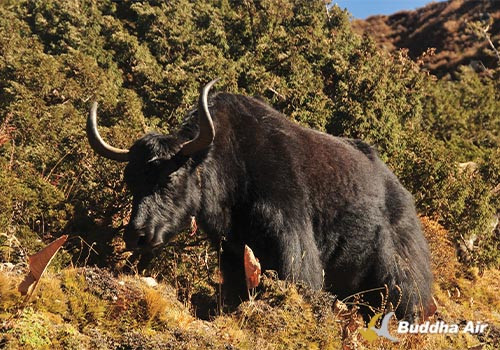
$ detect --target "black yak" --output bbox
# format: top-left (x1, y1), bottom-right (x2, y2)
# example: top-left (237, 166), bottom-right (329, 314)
top-left (87, 79), bottom-right (433, 320)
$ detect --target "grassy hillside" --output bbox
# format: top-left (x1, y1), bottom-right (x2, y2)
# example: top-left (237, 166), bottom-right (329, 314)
top-left (1, 217), bottom-right (499, 349)
top-left (0, 0), bottom-right (498, 348)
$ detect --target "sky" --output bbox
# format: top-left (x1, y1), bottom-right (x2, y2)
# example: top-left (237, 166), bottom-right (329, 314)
top-left (331, 0), bottom-right (447, 19)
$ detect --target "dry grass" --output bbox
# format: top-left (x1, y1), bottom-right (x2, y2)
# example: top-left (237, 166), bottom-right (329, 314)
top-left (0, 218), bottom-right (498, 349)
top-left (0, 270), bottom-right (19, 314)
top-left (420, 216), bottom-right (460, 289)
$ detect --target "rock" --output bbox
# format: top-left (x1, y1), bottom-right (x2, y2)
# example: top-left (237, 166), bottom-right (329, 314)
top-left (141, 276), bottom-right (158, 288)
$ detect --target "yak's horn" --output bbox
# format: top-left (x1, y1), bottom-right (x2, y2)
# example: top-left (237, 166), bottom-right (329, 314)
top-left (180, 78), bottom-right (219, 156)
top-left (87, 102), bottom-right (129, 162)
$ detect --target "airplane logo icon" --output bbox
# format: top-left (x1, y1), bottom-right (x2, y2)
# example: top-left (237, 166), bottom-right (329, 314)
top-left (359, 312), bottom-right (399, 342)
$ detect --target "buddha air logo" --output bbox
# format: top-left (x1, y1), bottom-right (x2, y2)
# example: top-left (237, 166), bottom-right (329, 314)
top-left (359, 312), bottom-right (399, 342)
top-left (360, 312), bottom-right (489, 343)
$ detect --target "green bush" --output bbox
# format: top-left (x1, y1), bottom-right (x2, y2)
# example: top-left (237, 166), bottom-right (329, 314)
top-left (0, 0), bottom-right (497, 270)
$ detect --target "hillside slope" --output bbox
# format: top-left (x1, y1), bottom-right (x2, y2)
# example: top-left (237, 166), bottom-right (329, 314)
top-left (352, 0), bottom-right (500, 76)
top-left (1, 217), bottom-right (499, 349)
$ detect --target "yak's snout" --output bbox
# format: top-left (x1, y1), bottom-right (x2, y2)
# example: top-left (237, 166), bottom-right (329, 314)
top-left (124, 224), bottom-right (163, 251)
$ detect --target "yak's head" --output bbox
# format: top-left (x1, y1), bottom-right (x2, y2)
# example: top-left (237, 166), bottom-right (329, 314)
top-left (86, 79), bottom-right (218, 250)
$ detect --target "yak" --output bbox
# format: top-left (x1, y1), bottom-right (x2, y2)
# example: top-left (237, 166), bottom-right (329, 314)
top-left (86, 79), bottom-right (433, 320)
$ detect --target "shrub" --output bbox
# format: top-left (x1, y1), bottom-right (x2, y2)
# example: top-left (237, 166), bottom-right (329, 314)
top-left (0, 0), bottom-right (497, 272)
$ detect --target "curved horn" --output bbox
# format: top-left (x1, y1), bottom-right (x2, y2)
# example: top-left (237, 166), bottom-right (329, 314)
top-left (87, 102), bottom-right (129, 162)
top-left (180, 78), bottom-right (219, 156)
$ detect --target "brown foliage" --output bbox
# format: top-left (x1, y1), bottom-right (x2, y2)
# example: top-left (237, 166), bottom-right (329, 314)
top-left (0, 114), bottom-right (15, 147)
top-left (18, 235), bottom-right (68, 296)
top-left (420, 216), bottom-right (459, 288)
top-left (244, 245), bottom-right (261, 290)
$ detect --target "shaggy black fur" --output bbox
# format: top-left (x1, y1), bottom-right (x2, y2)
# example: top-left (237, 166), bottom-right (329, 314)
top-left (122, 93), bottom-right (433, 321)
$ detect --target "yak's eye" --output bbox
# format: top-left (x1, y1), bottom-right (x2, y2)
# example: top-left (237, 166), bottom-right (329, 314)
top-left (143, 160), bottom-right (161, 184)
top-left (145, 160), bottom-right (158, 174)
top-left (144, 159), bottom-right (178, 187)
top-left (142, 154), bottom-right (187, 189)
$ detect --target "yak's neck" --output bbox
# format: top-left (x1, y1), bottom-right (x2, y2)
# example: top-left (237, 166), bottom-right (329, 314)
top-left (196, 131), bottom-right (243, 244)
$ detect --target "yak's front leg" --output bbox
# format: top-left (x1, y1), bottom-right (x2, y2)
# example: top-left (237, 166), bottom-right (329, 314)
top-left (219, 239), bottom-right (248, 309)
top-left (275, 229), bottom-right (324, 290)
